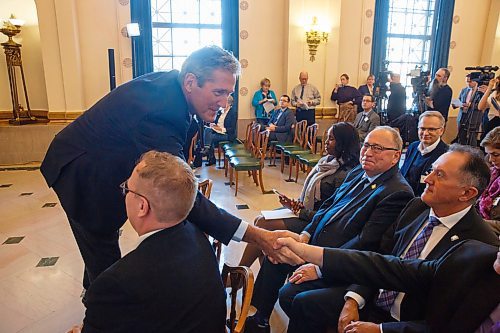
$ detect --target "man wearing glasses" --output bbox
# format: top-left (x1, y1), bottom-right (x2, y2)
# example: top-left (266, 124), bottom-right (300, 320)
top-left (400, 111), bottom-right (449, 196)
top-left (245, 126), bottom-right (414, 333)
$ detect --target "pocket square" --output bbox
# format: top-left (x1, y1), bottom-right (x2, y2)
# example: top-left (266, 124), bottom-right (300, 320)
top-left (451, 235), bottom-right (459, 241)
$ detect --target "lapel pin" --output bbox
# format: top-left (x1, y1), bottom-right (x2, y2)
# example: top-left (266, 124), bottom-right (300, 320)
top-left (451, 235), bottom-right (459, 241)
top-left (371, 184), bottom-right (377, 190)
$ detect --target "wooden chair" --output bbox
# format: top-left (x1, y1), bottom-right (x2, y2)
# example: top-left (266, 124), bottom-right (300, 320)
top-left (284, 124), bottom-right (318, 182)
top-left (295, 128), bottom-right (328, 180)
top-left (187, 132), bottom-right (199, 167)
top-left (276, 120), bottom-right (307, 173)
top-left (222, 264), bottom-right (254, 333)
top-left (224, 123), bottom-right (260, 177)
top-left (198, 179), bottom-right (221, 262)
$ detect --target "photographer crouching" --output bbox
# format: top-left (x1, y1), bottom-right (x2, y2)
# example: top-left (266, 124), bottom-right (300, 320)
top-left (425, 68), bottom-right (453, 122)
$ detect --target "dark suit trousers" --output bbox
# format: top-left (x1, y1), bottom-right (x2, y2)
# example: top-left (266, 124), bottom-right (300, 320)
top-left (68, 217), bottom-right (121, 290)
top-left (296, 108), bottom-right (315, 126)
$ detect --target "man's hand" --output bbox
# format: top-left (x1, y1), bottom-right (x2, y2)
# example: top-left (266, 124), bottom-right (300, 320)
top-left (268, 124), bottom-right (277, 132)
top-left (478, 84), bottom-right (488, 93)
top-left (249, 227), bottom-right (302, 265)
top-left (67, 324), bottom-right (83, 333)
top-left (338, 298), bottom-right (360, 333)
top-left (288, 263), bottom-right (319, 284)
top-left (425, 97), bottom-right (434, 108)
top-left (343, 321), bottom-right (380, 333)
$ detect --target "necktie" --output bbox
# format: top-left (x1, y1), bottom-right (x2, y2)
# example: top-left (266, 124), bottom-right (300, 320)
top-left (465, 89), bottom-right (472, 104)
top-left (375, 216), bottom-right (441, 312)
top-left (311, 177), bottom-right (368, 243)
top-left (300, 85), bottom-right (305, 99)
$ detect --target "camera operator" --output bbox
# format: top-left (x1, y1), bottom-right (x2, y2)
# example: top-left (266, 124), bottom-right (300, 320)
top-left (387, 73), bottom-right (406, 122)
top-left (425, 68), bottom-right (453, 121)
top-left (479, 76), bottom-right (500, 137)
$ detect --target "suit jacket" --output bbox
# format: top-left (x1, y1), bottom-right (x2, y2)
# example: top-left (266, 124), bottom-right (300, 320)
top-left (40, 70), bottom-right (241, 242)
top-left (82, 222), bottom-right (226, 333)
top-left (347, 197), bottom-right (499, 332)
top-left (400, 140), bottom-right (449, 196)
top-left (303, 164), bottom-right (414, 251)
top-left (387, 83), bottom-right (407, 122)
top-left (322, 240), bottom-right (500, 333)
top-left (354, 110), bottom-right (381, 142)
top-left (269, 108), bottom-right (296, 143)
top-left (457, 86), bottom-right (471, 123)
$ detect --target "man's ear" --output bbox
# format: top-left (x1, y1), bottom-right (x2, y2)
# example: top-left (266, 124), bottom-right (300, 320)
top-left (183, 73), bottom-right (197, 93)
top-left (137, 197), bottom-right (150, 218)
top-left (459, 186), bottom-right (479, 203)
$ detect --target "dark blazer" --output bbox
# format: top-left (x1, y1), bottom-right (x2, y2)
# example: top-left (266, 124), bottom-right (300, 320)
top-left (353, 110), bottom-right (381, 142)
top-left (269, 108), bottom-right (296, 143)
top-left (322, 240), bottom-right (500, 333)
top-left (387, 83), bottom-right (407, 122)
top-left (213, 107), bottom-right (237, 142)
top-left (40, 70), bottom-right (241, 243)
top-left (456, 86), bottom-right (471, 124)
top-left (82, 222), bottom-right (226, 333)
top-left (304, 164), bottom-right (414, 250)
top-left (347, 198), bottom-right (499, 332)
top-left (400, 140), bottom-right (449, 196)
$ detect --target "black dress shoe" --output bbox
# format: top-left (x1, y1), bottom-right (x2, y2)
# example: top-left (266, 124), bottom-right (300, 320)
top-left (244, 316), bottom-right (270, 333)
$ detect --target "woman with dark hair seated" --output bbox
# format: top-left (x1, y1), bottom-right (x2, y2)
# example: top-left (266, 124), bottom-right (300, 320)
top-left (239, 122), bottom-right (360, 267)
top-left (479, 126), bottom-right (500, 235)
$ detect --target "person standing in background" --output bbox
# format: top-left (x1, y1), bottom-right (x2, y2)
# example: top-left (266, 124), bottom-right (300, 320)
top-left (291, 71), bottom-right (321, 126)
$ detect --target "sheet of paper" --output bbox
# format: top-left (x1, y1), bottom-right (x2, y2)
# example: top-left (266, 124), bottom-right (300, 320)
top-left (263, 101), bottom-right (275, 113)
top-left (451, 98), bottom-right (463, 107)
top-left (261, 208), bottom-right (296, 220)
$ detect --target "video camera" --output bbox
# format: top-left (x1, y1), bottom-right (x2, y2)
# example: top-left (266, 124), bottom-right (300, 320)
top-left (409, 67), bottom-right (430, 94)
top-left (465, 65), bottom-right (499, 86)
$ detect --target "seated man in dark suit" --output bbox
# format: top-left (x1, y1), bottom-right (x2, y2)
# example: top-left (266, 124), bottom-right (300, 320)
top-left (267, 94), bottom-right (296, 144)
top-left (245, 126), bottom-right (414, 333)
top-left (204, 95), bottom-right (237, 165)
top-left (275, 237), bottom-right (500, 333)
top-left (354, 95), bottom-right (380, 142)
top-left (400, 111), bottom-right (448, 196)
top-left (278, 144), bottom-right (498, 333)
top-left (69, 151), bottom-right (225, 333)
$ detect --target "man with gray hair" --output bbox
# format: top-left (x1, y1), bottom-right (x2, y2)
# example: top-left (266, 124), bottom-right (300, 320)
top-left (291, 71), bottom-right (321, 126)
top-left (426, 67), bottom-right (453, 121)
top-left (71, 151), bottom-right (226, 332)
top-left (401, 111), bottom-right (449, 196)
top-left (246, 126), bottom-right (414, 333)
top-left (41, 46), bottom-right (299, 296)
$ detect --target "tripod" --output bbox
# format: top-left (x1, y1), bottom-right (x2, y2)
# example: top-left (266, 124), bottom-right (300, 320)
top-left (456, 90), bottom-right (484, 146)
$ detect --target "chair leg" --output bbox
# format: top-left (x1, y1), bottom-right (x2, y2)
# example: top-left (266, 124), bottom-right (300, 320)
top-left (295, 160), bottom-right (300, 182)
top-left (280, 150), bottom-right (285, 173)
top-left (224, 156), bottom-right (228, 177)
top-left (229, 166), bottom-right (233, 187)
top-left (252, 170), bottom-right (258, 186)
top-left (258, 169), bottom-right (265, 194)
top-left (235, 170), bottom-right (239, 196)
top-left (217, 147), bottom-right (221, 166)
top-left (288, 157), bottom-right (294, 181)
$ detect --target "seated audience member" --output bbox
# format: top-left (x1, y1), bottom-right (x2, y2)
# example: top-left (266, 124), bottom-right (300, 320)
top-left (252, 78), bottom-right (277, 125)
top-left (386, 73), bottom-right (406, 122)
top-left (266, 95), bottom-right (296, 144)
top-left (69, 151), bottom-right (225, 333)
top-left (239, 122), bottom-right (360, 267)
top-left (354, 95), bottom-right (380, 142)
top-left (291, 71), bottom-right (321, 126)
top-left (479, 76), bottom-right (500, 138)
top-left (453, 74), bottom-right (477, 125)
top-left (479, 127), bottom-right (500, 235)
top-left (331, 74), bottom-right (362, 122)
top-left (425, 67), bottom-right (453, 121)
top-left (278, 144), bottom-right (498, 333)
top-left (400, 111), bottom-right (448, 196)
top-left (204, 95), bottom-right (237, 166)
top-left (275, 237), bottom-right (500, 333)
top-left (357, 74), bottom-right (375, 111)
top-left (245, 126), bottom-right (414, 333)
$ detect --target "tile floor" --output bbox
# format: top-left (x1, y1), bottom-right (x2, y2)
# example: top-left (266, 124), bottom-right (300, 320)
top-left (0, 159), bottom-right (306, 333)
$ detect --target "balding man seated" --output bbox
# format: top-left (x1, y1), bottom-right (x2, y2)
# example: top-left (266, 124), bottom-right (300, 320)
top-left (69, 151), bottom-right (225, 333)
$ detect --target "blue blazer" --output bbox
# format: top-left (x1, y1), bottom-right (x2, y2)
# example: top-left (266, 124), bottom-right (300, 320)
top-left (269, 108), bottom-right (296, 143)
top-left (41, 70), bottom-right (241, 243)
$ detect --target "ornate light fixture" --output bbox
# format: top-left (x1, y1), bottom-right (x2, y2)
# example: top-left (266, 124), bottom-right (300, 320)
top-left (1, 14), bottom-right (46, 125)
top-left (305, 16), bottom-right (329, 62)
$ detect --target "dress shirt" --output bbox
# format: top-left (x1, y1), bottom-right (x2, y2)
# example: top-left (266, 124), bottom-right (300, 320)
top-left (215, 110), bottom-right (229, 133)
top-left (291, 84), bottom-right (321, 109)
top-left (136, 229), bottom-right (163, 248)
top-left (345, 205), bottom-right (472, 314)
top-left (417, 137), bottom-right (441, 156)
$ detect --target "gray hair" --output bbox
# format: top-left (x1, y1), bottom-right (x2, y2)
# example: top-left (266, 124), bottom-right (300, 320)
top-left (372, 126), bottom-right (403, 151)
top-left (136, 151), bottom-right (197, 223)
top-left (179, 45), bottom-right (241, 86)
top-left (419, 111), bottom-right (446, 128)
top-left (448, 144), bottom-right (490, 198)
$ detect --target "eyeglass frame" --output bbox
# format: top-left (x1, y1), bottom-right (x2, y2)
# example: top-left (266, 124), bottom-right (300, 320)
top-left (119, 180), bottom-right (151, 207)
top-left (418, 126), bottom-right (443, 133)
top-left (361, 142), bottom-right (399, 154)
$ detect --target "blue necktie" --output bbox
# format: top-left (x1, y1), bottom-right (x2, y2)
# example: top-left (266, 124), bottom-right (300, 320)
top-left (375, 216), bottom-right (441, 312)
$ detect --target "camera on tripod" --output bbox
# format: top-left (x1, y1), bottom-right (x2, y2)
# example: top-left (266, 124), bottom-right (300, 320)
top-left (465, 65), bottom-right (499, 86)
top-left (409, 67), bottom-right (430, 94)
top-left (375, 61), bottom-right (391, 98)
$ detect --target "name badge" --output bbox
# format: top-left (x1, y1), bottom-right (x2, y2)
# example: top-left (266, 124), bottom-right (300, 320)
top-left (420, 175), bottom-right (426, 183)
top-left (494, 197), bottom-right (500, 206)
top-left (364, 117), bottom-right (369, 122)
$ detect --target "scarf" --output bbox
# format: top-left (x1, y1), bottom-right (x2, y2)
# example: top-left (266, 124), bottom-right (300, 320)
top-left (479, 167), bottom-right (500, 219)
top-left (299, 155), bottom-right (340, 210)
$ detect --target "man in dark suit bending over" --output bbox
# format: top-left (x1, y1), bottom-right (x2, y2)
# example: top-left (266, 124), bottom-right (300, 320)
top-left (69, 151), bottom-right (226, 333)
top-left (41, 46), bottom-right (300, 295)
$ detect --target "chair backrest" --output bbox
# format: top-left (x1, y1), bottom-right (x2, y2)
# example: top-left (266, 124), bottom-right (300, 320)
top-left (187, 131), bottom-right (199, 165)
top-left (198, 179), bottom-right (213, 199)
top-left (242, 122), bottom-right (254, 149)
top-left (255, 130), bottom-right (270, 165)
top-left (318, 128), bottom-right (328, 155)
top-left (293, 120), bottom-right (308, 146)
top-left (248, 123), bottom-right (262, 154)
top-left (222, 264), bottom-right (254, 333)
top-left (305, 124), bottom-right (319, 153)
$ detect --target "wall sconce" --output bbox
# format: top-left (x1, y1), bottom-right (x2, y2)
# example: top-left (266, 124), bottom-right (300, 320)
top-left (305, 16), bottom-right (329, 62)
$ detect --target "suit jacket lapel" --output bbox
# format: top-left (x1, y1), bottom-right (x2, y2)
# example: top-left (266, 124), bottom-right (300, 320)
top-left (394, 209), bottom-right (429, 256)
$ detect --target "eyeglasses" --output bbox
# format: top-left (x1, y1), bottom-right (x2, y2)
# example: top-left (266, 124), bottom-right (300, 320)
top-left (418, 127), bottom-right (442, 133)
top-left (119, 180), bottom-right (151, 205)
top-left (362, 142), bottom-right (399, 154)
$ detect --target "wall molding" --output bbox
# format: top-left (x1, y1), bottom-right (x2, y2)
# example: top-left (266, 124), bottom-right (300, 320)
top-left (0, 110), bottom-right (83, 121)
